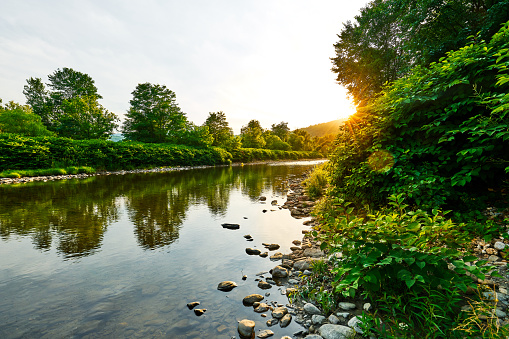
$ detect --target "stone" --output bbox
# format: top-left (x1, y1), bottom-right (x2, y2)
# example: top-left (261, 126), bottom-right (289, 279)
top-left (266, 318), bottom-right (278, 326)
top-left (216, 324), bottom-right (228, 333)
top-left (217, 281), bottom-right (237, 291)
top-left (348, 316), bottom-right (365, 334)
top-left (272, 306), bottom-right (288, 319)
top-left (363, 303), bottom-right (372, 311)
top-left (280, 313), bottom-right (292, 327)
top-left (222, 223), bottom-right (240, 230)
top-left (290, 246), bottom-right (301, 251)
top-left (494, 241), bottom-right (506, 250)
top-left (242, 275), bottom-right (248, 280)
top-left (338, 302), bottom-right (356, 310)
top-left (257, 329), bottom-right (274, 338)
top-left (271, 266), bottom-right (289, 278)
top-left (304, 335), bottom-right (323, 339)
top-left (263, 243), bottom-right (281, 251)
top-left (312, 315), bottom-right (326, 324)
top-left (337, 312), bottom-right (349, 318)
top-left (259, 252), bottom-right (269, 258)
top-left (303, 303), bottom-right (321, 315)
top-left (270, 252), bottom-right (283, 260)
top-left (292, 240), bottom-right (302, 245)
top-left (271, 200), bottom-right (278, 205)
top-left (238, 319), bottom-right (256, 338)
top-left (187, 301), bottom-right (200, 309)
top-left (496, 309), bottom-right (507, 318)
top-left (254, 303), bottom-right (270, 313)
top-left (258, 281), bottom-right (272, 289)
top-left (488, 255), bottom-right (501, 262)
top-left (259, 196), bottom-right (267, 201)
top-left (243, 294), bottom-right (264, 306)
top-left (294, 259), bottom-right (312, 271)
top-left (319, 324), bottom-right (356, 339)
top-left (244, 234), bottom-right (253, 239)
top-left (246, 248), bottom-right (262, 255)
top-left (303, 248), bottom-right (325, 258)
top-left (194, 308), bottom-right (206, 316)
top-left (328, 314), bottom-right (340, 324)
top-left (288, 279), bottom-right (300, 285)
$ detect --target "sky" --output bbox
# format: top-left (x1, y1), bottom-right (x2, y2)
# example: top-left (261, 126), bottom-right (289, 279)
top-left (0, 0), bottom-right (368, 133)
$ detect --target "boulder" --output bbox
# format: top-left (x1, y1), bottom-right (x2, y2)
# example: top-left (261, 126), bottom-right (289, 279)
top-left (319, 324), bottom-right (356, 339)
top-left (258, 281), bottom-right (272, 289)
top-left (263, 243), bottom-right (280, 251)
top-left (254, 303), bottom-right (270, 313)
top-left (303, 303), bottom-right (321, 315)
top-left (271, 266), bottom-right (289, 278)
top-left (294, 259), bottom-right (312, 271)
top-left (246, 248), bottom-right (262, 255)
top-left (280, 313), bottom-right (292, 327)
top-left (337, 302), bottom-right (356, 310)
top-left (217, 281), bottom-right (237, 292)
top-left (271, 306), bottom-right (288, 319)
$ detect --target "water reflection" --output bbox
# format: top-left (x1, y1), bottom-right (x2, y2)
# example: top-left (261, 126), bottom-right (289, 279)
top-left (0, 163), bottom-right (312, 258)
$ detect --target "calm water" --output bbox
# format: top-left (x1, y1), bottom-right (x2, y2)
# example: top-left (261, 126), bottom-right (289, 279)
top-left (0, 161), bottom-right (323, 338)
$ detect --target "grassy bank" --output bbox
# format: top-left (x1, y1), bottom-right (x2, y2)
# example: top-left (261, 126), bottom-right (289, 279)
top-left (0, 133), bottom-right (322, 174)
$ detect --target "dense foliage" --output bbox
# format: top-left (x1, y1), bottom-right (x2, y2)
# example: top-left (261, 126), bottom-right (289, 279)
top-left (23, 68), bottom-right (118, 139)
top-left (332, 0), bottom-right (509, 105)
top-left (328, 21), bottom-right (509, 211)
top-left (0, 101), bottom-right (54, 137)
top-left (0, 133), bottom-right (321, 172)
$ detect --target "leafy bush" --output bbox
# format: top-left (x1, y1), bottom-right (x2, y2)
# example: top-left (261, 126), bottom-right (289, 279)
top-left (313, 194), bottom-right (499, 337)
top-left (303, 163), bottom-right (329, 199)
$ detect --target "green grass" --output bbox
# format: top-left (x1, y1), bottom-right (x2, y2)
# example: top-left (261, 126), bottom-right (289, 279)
top-left (0, 166), bottom-right (95, 178)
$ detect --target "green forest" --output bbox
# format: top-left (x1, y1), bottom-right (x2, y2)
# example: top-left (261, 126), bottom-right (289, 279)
top-left (0, 69), bottom-right (337, 174)
top-left (301, 1), bottom-right (509, 338)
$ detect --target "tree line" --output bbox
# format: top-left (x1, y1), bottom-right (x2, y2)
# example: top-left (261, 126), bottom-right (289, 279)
top-left (0, 67), bottom-right (334, 154)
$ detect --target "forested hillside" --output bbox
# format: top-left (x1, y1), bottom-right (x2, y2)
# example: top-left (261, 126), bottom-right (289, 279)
top-left (299, 119), bottom-right (346, 137)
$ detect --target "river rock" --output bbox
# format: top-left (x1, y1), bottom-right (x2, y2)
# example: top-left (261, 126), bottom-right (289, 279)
top-left (259, 252), bottom-right (268, 258)
top-left (495, 241), bottom-right (506, 250)
top-left (319, 324), bottom-right (356, 339)
top-left (292, 240), bottom-right (302, 245)
top-left (194, 308), bottom-right (206, 316)
top-left (294, 259), bottom-right (312, 271)
top-left (244, 234), bottom-right (253, 239)
top-left (303, 248), bottom-right (325, 258)
top-left (272, 306), bottom-right (288, 319)
top-left (271, 266), bottom-right (289, 278)
top-left (280, 313), bottom-right (292, 327)
top-left (266, 318), bottom-right (278, 326)
top-left (187, 301), bottom-right (200, 309)
top-left (258, 281), bottom-right (272, 289)
top-left (222, 223), bottom-right (240, 230)
top-left (238, 319), bottom-right (256, 338)
top-left (217, 281), bottom-right (237, 291)
top-left (328, 314), bottom-right (340, 324)
top-left (303, 303), bottom-right (321, 315)
top-left (312, 315), bottom-right (326, 324)
top-left (259, 196), bottom-right (267, 201)
top-left (263, 243), bottom-right (280, 251)
top-left (347, 316), bottom-right (365, 334)
top-left (246, 248), bottom-right (262, 255)
top-left (243, 294), bottom-right (264, 306)
top-left (338, 302), bottom-right (356, 310)
top-left (270, 252), bottom-right (283, 260)
top-left (257, 329), bottom-right (274, 338)
top-left (254, 303), bottom-right (270, 313)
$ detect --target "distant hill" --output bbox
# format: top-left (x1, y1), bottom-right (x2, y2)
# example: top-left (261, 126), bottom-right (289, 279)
top-left (298, 119), bottom-right (347, 137)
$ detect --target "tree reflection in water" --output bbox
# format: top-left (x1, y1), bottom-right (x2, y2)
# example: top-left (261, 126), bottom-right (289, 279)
top-left (0, 163), bottom-right (313, 258)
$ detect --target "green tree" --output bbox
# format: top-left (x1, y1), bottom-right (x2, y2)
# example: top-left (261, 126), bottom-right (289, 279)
top-left (179, 123), bottom-right (213, 147)
top-left (271, 121), bottom-right (290, 141)
top-left (203, 111), bottom-right (234, 147)
top-left (58, 96), bottom-right (118, 140)
top-left (240, 120), bottom-right (266, 148)
top-left (23, 68), bottom-right (117, 139)
top-left (122, 83), bottom-right (188, 143)
top-left (331, 0), bottom-right (509, 105)
top-left (264, 133), bottom-right (291, 151)
top-left (0, 101), bottom-right (54, 137)
top-left (288, 129), bottom-right (313, 151)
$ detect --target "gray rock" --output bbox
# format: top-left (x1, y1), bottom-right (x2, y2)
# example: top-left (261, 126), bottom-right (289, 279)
top-left (338, 302), bottom-right (356, 310)
top-left (328, 314), bottom-right (340, 324)
top-left (243, 294), bottom-right (264, 306)
top-left (217, 281), bottom-right (237, 291)
top-left (347, 316), bottom-right (365, 334)
top-left (272, 306), bottom-right (288, 319)
top-left (496, 309), bottom-right (507, 318)
top-left (303, 303), bottom-right (321, 315)
top-left (288, 279), bottom-right (300, 284)
top-left (280, 313), bottom-right (292, 327)
top-left (312, 315), bottom-right (326, 324)
top-left (302, 270), bottom-right (313, 275)
top-left (494, 242), bottom-right (506, 250)
top-left (246, 248), bottom-right (262, 255)
top-left (488, 255), bottom-right (501, 262)
top-left (304, 335), bottom-right (323, 339)
top-left (294, 259), bottom-right (312, 271)
top-left (303, 248), bottom-right (325, 258)
top-left (238, 319), bottom-right (256, 338)
top-left (319, 324), bottom-right (356, 339)
top-left (258, 281), bottom-right (272, 289)
top-left (270, 252), bottom-right (283, 260)
top-left (272, 266), bottom-right (289, 278)
top-left (266, 318), bottom-right (278, 326)
top-left (257, 329), bottom-right (274, 338)
top-left (337, 312), bottom-right (349, 318)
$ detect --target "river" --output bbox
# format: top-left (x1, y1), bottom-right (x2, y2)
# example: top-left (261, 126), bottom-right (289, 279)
top-left (0, 160), bottom-right (323, 338)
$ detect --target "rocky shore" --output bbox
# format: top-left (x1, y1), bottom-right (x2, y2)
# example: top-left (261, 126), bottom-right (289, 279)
top-left (231, 171), bottom-right (509, 339)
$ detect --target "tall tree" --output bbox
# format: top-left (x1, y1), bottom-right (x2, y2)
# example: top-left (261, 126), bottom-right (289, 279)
top-left (240, 120), bottom-right (266, 149)
top-left (271, 121), bottom-right (290, 142)
top-left (23, 68), bottom-right (117, 139)
top-left (122, 83), bottom-right (188, 143)
top-left (204, 111), bottom-right (234, 147)
top-left (331, 0), bottom-right (509, 105)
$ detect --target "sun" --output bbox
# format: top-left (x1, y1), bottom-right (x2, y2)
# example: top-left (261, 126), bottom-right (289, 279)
top-left (338, 97), bottom-right (357, 120)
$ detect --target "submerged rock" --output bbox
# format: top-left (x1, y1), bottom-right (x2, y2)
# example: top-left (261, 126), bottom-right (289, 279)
top-left (222, 223), bottom-right (240, 230)
top-left (258, 281), bottom-right (272, 289)
top-left (243, 294), bottom-right (264, 306)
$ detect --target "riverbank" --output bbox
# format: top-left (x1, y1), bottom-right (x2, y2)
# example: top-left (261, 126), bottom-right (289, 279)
top-left (0, 159), bottom-right (328, 185)
top-left (271, 172), bottom-right (509, 338)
